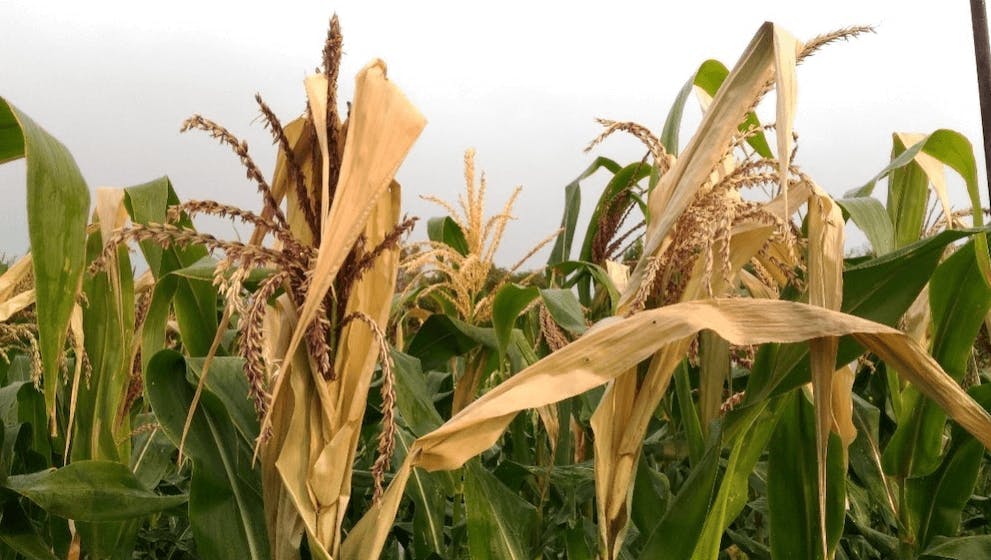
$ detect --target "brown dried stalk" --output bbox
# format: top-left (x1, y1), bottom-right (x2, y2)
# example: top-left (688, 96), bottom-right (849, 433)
top-left (342, 311), bottom-right (396, 503)
top-left (586, 119), bottom-right (674, 174)
top-left (0, 321), bottom-right (37, 365)
top-left (113, 288), bottom-right (153, 431)
top-left (750, 26), bottom-right (875, 113)
top-left (321, 14), bottom-right (345, 209)
top-left (180, 115), bottom-right (289, 230)
top-left (241, 272), bottom-right (288, 416)
top-left (352, 217), bottom-right (418, 280)
top-left (800, 26), bottom-right (876, 63)
top-left (169, 199), bottom-right (300, 249)
top-left (605, 220), bottom-right (645, 262)
top-left (539, 305), bottom-right (570, 352)
top-left (255, 93), bottom-right (320, 238)
top-left (308, 304), bottom-right (334, 381)
top-left (89, 223), bottom-right (300, 276)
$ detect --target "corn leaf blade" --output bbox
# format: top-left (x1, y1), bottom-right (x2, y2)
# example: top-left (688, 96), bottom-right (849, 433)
top-left (145, 350), bottom-right (269, 560)
top-left (767, 391), bottom-right (846, 559)
top-left (0, 98), bottom-right (90, 431)
top-left (639, 426), bottom-right (722, 559)
top-left (906, 386), bottom-right (991, 551)
top-left (124, 177), bottom-right (220, 357)
top-left (492, 284), bottom-right (539, 362)
top-left (3, 461), bottom-right (187, 523)
top-left (883, 238), bottom-right (991, 477)
top-left (837, 197), bottom-right (895, 255)
top-left (464, 460), bottom-right (536, 560)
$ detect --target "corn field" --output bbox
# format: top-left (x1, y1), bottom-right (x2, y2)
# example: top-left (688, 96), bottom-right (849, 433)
top-left (3, 17), bottom-right (991, 560)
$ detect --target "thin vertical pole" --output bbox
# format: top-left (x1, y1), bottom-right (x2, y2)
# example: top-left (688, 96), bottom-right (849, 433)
top-left (971, 0), bottom-right (991, 203)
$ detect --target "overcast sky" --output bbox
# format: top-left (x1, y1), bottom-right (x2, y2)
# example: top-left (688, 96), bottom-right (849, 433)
top-left (1, 1), bottom-right (988, 263)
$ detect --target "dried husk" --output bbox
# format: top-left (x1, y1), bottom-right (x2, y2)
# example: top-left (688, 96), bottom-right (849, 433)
top-left (259, 59), bottom-right (420, 559)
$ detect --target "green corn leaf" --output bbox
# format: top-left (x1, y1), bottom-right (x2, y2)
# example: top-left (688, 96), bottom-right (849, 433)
top-left (551, 260), bottom-right (621, 312)
top-left (577, 162), bottom-right (650, 267)
top-left (886, 134), bottom-right (931, 249)
top-left (630, 455), bottom-right (670, 547)
top-left (882, 238), bottom-right (991, 478)
top-left (72, 230), bottom-right (134, 464)
top-left (692, 399), bottom-right (783, 559)
top-left (0, 500), bottom-right (57, 559)
top-left (547, 157), bottom-right (621, 267)
top-left (661, 59), bottom-right (773, 157)
top-left (744, 227), bottom-right (989, 405)
top-left (673, 362), bottom-right (705, 466)
top-left (921, 535), bottom-right (991, 559)
top-left (565, 522), bottom-right (597, 560)
top-left (391, 349), bottom-right (445, 436)
top-left (847, 396), bottom-right (898, 529)
top-left (185, 357), bottom-right (259, 445)
top-left (129, 412), bottom-right (176, 491)
top-left (0, 101), bottom-right (25, 163)
top-left (169, 255), bottom-right (274, 289)
top-left (837, 196), bottom-right (895, 255)
top-left (639, 427), bottom-right (721, 560)
top-left (906, 385), bottom-right (991, 550)
top-left (71, 230), bottom-right (138, 560)
top-left (145, 350), bottom-right (269, 560)
top-left (141, 276), bottom-right (177, 374)
top-left (539, 288), bottom-right (587, 336)
top-left (767, 391), bottom-right (845, 560)
top-left (406, 314), bottom-right (478, 371)
top-left (394, 428), bottom-right (452, 558)
top-left (464, 460), bottom-right (536, 560)
top-left (0, 98), bottom-right (90, 432)
top-left (846, 130), bottom-right (989, 280)
top-left (491, 284), bottom-right (539, 362)
top-left (124, 177), bottom-right (220, 357)
top-left (407, 314), bottom-right (532, 373)
top-left (427, 215), bottom-right (469, 256)
top-left (3, 461), bottom-right (186, 523)
top-left (0, 380), bottom-right (50, 471)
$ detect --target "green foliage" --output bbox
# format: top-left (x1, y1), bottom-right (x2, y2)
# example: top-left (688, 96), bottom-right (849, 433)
top-left (4, 461), bottom-right (186, 523)
top-left (0, 97), bottom-right (90, 431)
top-left (144, 351), bottom-right (269, 560)
top-left (767, 392), bottom-right (845, 559)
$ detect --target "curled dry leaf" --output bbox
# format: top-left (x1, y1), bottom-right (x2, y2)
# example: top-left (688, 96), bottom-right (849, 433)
top-left (276, 59), bottom-right (426, 390)
top-left (0, 253), bottom-right (33, 302)
top-left (344, 298), bottom-right (991, 559)
top-left (807, 182), bottom-right (845, 558)
top-left (586, 22), bottom-right (808, 557)
top-left (258, 57), bottom-right (421, 560)
top-left (0, 289), bottom-right (35, 322)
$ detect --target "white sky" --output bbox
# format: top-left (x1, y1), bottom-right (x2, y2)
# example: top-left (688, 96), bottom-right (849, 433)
top-left (1, 0), bottom-right (988, 263)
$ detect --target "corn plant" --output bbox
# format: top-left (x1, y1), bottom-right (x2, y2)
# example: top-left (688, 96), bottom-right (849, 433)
top-left (3, 15), bottom-right (991, 560)
top-left (345, 22), bottom-right (991, 560)
top-left (107, 18), bottom-right (425, 560)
